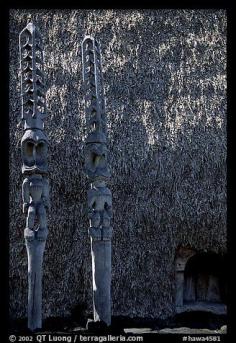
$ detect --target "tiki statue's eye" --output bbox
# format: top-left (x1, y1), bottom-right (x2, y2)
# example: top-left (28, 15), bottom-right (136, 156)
top-left (26, 142), bottom-right (34, 156)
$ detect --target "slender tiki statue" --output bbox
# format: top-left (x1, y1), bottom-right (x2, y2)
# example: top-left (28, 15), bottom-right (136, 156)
top-left (19, 22), bottom-right (49, 331)
top-left (82, 36), bottom-right (113, 327)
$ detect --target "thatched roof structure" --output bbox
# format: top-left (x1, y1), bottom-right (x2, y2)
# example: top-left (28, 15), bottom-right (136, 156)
top-left (9, 9), bottom-right (226, 320)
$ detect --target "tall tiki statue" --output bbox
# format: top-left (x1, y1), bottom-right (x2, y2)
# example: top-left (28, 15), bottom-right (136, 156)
top-left (82, 36), bottom-right (113, 327)
top-left (19, 22), bottom-right (49, 331)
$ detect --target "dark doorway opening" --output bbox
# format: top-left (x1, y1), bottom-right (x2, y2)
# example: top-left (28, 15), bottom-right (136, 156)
top-left (183, 253), bottom-right (227, 312)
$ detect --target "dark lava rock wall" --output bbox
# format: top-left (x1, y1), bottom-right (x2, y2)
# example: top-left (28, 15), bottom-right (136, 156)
top-left (9, 9), bottom-right (227, 320)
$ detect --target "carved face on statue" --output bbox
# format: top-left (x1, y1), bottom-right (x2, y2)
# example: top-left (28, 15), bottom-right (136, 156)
top-left (84, 142), bottom-right (110, 181)
top-left (21, 129), bottom-right (48, 175)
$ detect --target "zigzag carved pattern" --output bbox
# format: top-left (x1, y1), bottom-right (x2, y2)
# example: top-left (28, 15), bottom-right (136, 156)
top-left (19, 23), bottom-right (46, 121)
top-left (82, 37), bottom-right (106, 133)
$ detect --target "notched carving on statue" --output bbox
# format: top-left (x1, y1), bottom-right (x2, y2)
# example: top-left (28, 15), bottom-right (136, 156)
top-left (21, 129), bottom-right (48, 174)
top-left (19, 22), bottom-right (46, 131)
top-left (86, 108), bottom-right (106, 136)
top-left (22, 174), bottom-right (49, 242)
top-left (88, 181), bottom-right (112, 240)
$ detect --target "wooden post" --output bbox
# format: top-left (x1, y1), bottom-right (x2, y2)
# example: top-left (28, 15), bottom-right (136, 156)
top-left (19, 22), bottom-right (49, 331)
top-left (82, 36), bottom-right (112, 328)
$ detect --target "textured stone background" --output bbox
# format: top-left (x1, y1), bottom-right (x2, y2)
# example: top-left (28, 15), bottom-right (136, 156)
top-left (9, 9), bottom-right (227, 321)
